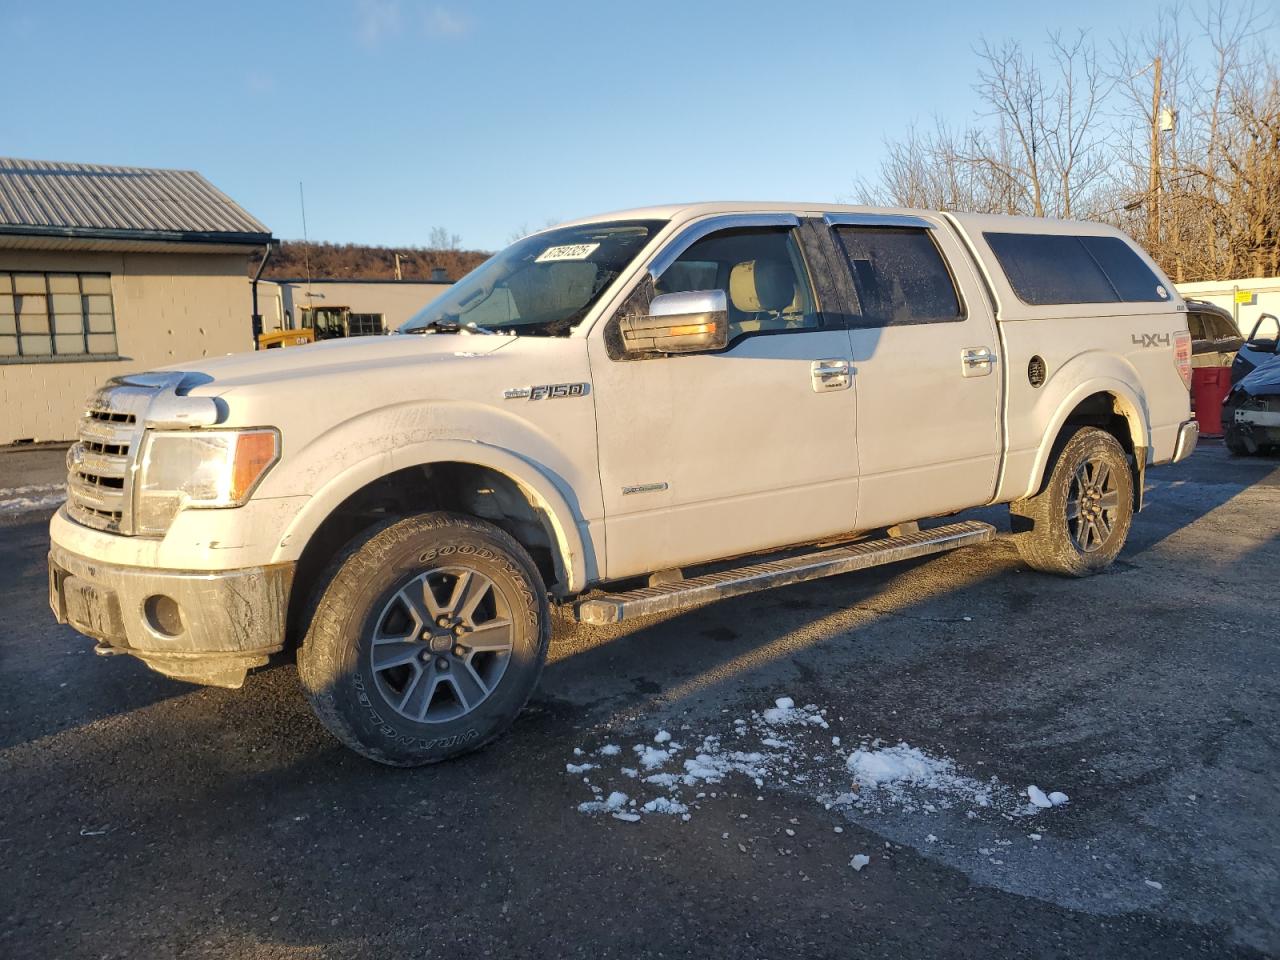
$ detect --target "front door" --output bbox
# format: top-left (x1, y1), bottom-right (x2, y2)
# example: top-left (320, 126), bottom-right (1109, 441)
top-left (824, 216), bottom-right (1002, 529)
top-left (589, 218), bottom-right (860, 581)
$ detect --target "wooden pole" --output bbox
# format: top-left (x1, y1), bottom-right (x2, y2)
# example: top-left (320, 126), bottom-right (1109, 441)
top-left (1148, 57), bottom-right (1162, 250)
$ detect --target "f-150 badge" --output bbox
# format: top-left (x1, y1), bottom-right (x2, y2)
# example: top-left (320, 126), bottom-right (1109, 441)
top-left (504, 383), bottom-right (590, 401)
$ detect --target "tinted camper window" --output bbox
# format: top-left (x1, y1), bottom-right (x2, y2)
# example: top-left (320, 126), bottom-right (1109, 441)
top-left (1079, 236), bottom-right (1169, 302)
top-left (984, 233), bottom-right (1169, 306)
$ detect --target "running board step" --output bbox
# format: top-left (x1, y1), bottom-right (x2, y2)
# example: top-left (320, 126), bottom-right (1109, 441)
top-left (574, 520), bottom-right (995, 626)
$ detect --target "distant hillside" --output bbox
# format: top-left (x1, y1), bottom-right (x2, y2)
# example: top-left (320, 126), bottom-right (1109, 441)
top-left (257, 241), bottom-right (491, 282)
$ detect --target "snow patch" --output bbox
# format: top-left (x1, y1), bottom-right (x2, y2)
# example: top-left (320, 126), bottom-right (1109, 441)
top-left (642, 797), bottom-right (688, 815)
top-left (566, 695), bottom-right (1069, 830)
top-left (577, 791), bottom-right (629, 814)
top-left (0, 483), bottom-right (66, 517)
top-left (633, 745), bottom-right (673, 770)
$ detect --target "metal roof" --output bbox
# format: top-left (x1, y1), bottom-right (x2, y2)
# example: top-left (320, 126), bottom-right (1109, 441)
top-left (0, 157), bottom-right (271, 246)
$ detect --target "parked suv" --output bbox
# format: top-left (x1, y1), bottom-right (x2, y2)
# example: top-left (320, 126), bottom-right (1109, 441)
top-left (1185, 298), bottom-right (1244, 369)
top-left (49, 203), bottom-right (1197, 765)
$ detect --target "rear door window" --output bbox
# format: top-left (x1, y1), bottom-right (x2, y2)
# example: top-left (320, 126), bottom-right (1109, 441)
top-left (984, 232), bottom-right (1169, 306)
top-left (831, 226), bottom-right (963, 326)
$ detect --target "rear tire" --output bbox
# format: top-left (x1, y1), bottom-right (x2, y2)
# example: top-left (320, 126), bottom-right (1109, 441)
top-left (1223, 409), bottom-right (1255, 456)
top-left (298, 512), bottom-right (550, 766)
top-left (1224, 428), bottom-right (1251, 456)
top-left (1010, 427), bottom-right (1134, 577)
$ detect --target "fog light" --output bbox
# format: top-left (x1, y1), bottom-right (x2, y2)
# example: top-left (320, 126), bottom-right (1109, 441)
top-left (144, 594), bottom-right (184, 637)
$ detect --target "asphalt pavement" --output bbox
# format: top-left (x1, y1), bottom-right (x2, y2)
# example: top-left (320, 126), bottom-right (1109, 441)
top-left (2, 443), bottom-right (1277, 959)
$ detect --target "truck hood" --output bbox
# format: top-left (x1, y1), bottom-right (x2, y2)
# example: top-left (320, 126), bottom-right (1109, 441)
top-left (1236, 353), bottom-right (1280, 397)
top-left (167, 333), bottom-right (515, 394)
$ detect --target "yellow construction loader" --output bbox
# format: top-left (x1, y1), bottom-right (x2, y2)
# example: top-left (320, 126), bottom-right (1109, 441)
top-left (257, 306), bottom-right (385, 349)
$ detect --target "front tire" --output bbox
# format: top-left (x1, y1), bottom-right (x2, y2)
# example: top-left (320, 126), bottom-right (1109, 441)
top-left (298, 512), bottom-right (550, 766)
top-left (1010, 427), bottom-right (1134, 577)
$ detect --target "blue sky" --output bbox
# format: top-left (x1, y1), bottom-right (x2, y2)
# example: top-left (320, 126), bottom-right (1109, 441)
top-left (2, 0), bottom-right (1268, 250)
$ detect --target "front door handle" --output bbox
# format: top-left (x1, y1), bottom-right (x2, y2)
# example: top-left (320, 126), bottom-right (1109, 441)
top-left (962, 347), bottom-right (997, 378)
top-left (811, 358), bottom-right (851, 392)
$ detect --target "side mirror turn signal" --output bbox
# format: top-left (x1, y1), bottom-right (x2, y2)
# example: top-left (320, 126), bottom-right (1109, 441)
top-left (621, 289), bottom-right (729, 355)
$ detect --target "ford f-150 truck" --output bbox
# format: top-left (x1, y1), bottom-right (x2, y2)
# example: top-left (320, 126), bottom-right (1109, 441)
top-left (48, 202), bottom-right (1198, 765)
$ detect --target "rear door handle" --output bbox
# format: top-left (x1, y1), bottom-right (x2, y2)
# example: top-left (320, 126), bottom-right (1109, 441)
top-left (962, 347), bottom-right (997, 378)
top-left (811, 358), bottom-right (851, 392)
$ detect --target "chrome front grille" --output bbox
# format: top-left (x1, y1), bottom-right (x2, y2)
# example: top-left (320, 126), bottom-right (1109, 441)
top-left (65, 383), bottom-right (154, 534)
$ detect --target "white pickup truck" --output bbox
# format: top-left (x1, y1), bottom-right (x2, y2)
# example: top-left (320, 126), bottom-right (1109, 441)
top-left (49, 202), bottom-right (1198, 765)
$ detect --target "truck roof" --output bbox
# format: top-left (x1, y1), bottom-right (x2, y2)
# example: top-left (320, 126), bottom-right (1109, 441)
top-left (556, 201), bottom-right (1177, 322)
top-left (558, 201), bottom-right (1129, 239)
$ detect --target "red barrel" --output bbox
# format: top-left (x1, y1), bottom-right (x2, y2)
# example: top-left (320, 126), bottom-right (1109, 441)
top-left (1191, 366), bottom-right (1232, 438)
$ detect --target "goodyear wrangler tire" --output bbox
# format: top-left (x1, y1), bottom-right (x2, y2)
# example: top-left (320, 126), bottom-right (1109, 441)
top-left (298, 512), bottom-right (550, 766)
top-left (1009, 427), bottom-right (1134, 577)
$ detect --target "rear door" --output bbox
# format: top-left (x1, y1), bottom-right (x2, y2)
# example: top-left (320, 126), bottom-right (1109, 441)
top-left (823, 215), bottom-right (1003, 529)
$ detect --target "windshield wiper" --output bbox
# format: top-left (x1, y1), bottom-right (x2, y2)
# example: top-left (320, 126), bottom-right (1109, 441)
top-left (406, 319), bottom-right (498, 336)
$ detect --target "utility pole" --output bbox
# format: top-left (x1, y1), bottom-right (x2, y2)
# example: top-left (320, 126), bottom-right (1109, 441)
top-left (1148, 56), bottom-right (1162, 251)
top-left (395, 252), bottom-right (404, 281)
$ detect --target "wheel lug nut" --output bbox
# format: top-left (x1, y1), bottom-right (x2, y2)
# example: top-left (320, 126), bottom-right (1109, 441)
top-left (436, 616), bottom-right (452, 628)
top-left (436, 657), bottom-right (449, 671)
top-left (420, 650), bottom-right (432, 662)
top-left (453, 645), bottom-right (466, 657)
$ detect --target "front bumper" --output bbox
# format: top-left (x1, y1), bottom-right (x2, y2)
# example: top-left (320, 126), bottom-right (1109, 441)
top-left (49, 543), bottom-right (294, 688)
top-left (1171, 418), bottom-right (1199, 464)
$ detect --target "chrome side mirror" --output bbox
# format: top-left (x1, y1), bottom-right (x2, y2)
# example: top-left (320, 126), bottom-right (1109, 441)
top-left (620, 289), bottom-right (729, 355)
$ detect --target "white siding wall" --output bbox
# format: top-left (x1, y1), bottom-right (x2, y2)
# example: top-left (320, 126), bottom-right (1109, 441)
top-left (1176, 276), bottom-right (1280, 336)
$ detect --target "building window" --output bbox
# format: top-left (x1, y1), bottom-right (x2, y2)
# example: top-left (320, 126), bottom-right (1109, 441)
top-left (0, 272), bottom-right (118, 361)
top-left (348, 312), bottom-right (385, 337)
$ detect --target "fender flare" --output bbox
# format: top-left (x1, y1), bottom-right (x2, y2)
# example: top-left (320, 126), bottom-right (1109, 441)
top-left (1023, 376), bottom-right (1150, 501)
top-left (271, 439), bottom-right (593, 594)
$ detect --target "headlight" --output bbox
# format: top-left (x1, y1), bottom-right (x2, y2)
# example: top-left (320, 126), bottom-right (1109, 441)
top-left (135, 428), bottom-right (280, 536)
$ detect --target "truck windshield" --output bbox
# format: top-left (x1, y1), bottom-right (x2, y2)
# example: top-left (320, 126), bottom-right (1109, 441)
top-left (400, 220), bottom-right (665, 337)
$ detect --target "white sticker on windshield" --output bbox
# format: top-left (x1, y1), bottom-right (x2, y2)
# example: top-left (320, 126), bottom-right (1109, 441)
top-left (535, 243), bottom-right (600, 263)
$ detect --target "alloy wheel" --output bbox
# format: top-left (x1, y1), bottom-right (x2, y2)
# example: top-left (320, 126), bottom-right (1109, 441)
top-left (1066, 456), bottom-right (1121, 553)
top-left (369, 567), bottom-right (515, 723)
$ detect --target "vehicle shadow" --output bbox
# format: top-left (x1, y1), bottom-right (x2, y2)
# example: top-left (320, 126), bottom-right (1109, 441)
top-left (0, 514), bottom-right (195, 751)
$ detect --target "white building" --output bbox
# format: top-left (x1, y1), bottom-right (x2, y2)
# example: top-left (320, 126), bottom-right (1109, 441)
top-left (1176, 276), bottom-right (1280, 338)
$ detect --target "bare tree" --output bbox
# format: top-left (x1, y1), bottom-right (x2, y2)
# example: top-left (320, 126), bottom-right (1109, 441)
top-left (1041, 30), bottom-right (1113, 218)
top-left (855, 121), bottom-right (1025, 213)
top-left (972, 37), bottom-right (1050, 216)
top-left (859, 2), bottom-right (1278, 284)
top-left (428, 226), bottom-right (462, 251)
top-left (969, 32), bottom-right (1111, 218)
top-left (861, 31), bottom-right (1109, 219)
